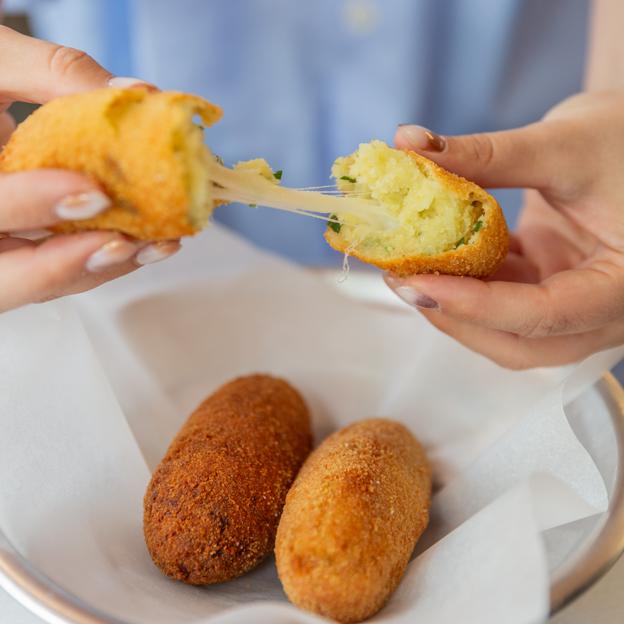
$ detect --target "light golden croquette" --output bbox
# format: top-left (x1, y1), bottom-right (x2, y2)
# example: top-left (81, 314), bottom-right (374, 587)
top-left (325, 141), bottom-right (508, 277)
top-left (275, 418), bottom-right (431, 623)
top-left (0, 88), bottom-right (222, 240)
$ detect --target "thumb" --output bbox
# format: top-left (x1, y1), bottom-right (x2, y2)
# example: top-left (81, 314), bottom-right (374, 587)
top-left (395, 121), bottom-right (568, 191)
top-left (0, 25), bottom-right (113, 104)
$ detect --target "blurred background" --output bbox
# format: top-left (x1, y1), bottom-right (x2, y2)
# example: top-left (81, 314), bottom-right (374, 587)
top-left (2, 0), bottom-right (590, 266)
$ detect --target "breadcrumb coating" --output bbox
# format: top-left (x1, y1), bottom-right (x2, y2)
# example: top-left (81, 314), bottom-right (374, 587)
top-left (275, 418), bottom-right (431, 623)
top-left (326, 141), bottom-right (508, 277)
top-left (0, 88), bottom-right (222, 240)
top-left (144, 375), bottom-right (312, 585)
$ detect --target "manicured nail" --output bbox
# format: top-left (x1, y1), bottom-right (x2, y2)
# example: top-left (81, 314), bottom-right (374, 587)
top-left (108, 76), bottom-right (157, 91)
top-left (135, 240), bottom-right (181, 265)
top-left (10, 229), bottom-right (51, 240)
top-left (55, 191), bottom-right (111, 220)
top-left (86, 238), bottom-right (137, 273)
top-left (394, 285), bottom-right (439, 309)
top-left (397, 125), bottom-right (446, 152)
top-left (384, 274), bottom-right (439, 309)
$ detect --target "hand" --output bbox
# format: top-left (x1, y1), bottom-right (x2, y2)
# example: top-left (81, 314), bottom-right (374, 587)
top-left (386, 91), bottom-right (624, 369)
top-left (0, 25), bottom-right (179, 314)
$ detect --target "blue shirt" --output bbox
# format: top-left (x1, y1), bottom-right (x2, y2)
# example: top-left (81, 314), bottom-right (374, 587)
top-left (6, 0), bottom-right (589, 264)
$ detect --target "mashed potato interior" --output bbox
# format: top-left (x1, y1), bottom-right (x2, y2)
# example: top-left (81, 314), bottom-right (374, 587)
top-left (180, 115), bottom-right (215, 228)
top-left (233, 158), bottom-right (280, 183)
top-left (331, 141), bottom-right (483, 257)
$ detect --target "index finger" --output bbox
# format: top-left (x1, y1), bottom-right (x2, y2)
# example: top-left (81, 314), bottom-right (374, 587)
top-left (0, 169), bottom-right (110, 231)
top-left (0, 25), bottom-right (113, 104)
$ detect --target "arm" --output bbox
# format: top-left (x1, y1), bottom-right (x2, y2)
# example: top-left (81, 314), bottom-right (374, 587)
top-left (585, 0), bottom-right (624, 90)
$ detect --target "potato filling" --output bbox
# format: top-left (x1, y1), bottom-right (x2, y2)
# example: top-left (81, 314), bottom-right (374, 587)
top-left (331, 141), bottom-right (484, 257)
top-left (180, 114), bottom-right (215, 228)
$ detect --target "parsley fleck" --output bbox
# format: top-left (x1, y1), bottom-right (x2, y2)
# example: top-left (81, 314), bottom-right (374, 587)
top-left (472, 220), bottom-right (483, 232)
top-left (328, 214), bottom-right (341, 233)
top-left (454, 237), bottom-right (465, 249)
top-left (340, 175), bottom-right (357, 183)
top-left (273, 170), bottom-right (283, 181)
top-left (248, 204), bottom-right (257, 208)
top-left (214, 154), bottom-right (224, 166)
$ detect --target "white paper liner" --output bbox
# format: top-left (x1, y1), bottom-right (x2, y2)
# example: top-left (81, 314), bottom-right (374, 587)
top-left (0, 224), bottom-right (622, 624)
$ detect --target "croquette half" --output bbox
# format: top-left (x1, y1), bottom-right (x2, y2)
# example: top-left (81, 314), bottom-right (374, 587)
top-left (0, 91), bottom-right (508, 275)
top-left (325, 140), bottom-right (508, 277)
top-left (0, 88), bottom-right (222, 240)
top-left (144, 374), bottom-right (312, 584)
top-left (275, 418), bottom-right (431, 623)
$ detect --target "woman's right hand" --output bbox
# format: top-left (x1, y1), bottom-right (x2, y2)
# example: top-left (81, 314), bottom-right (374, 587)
top-left (0, 25), bottom-right (180, 313)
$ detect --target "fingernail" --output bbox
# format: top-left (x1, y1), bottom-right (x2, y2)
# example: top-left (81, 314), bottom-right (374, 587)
top-left (108, 76), bottom-right (157, 91)
top-left (10, 229), bottom-right (51, 240)
top-left (397, 125), bottom-right (446, 152)
top-left (394, 285), bottom-right (439, 309)
top-left (55, 190), bottom-right (111, 220)
top-left (384, 275), bottom-right (439, 309)
top-left (86, 238), bottom-right (137, 273)
top-left (135, 240), bottom-right (181, 265)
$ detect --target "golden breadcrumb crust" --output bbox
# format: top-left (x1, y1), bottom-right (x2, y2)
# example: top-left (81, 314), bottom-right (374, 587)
top-left (144, 375), bottom-right (312, 585)
top-left (325, 150), bottom-right (508, 277)
top-left (275, 419), bottom-right (431, 623)
top-left (0, 88), bottom-right (222, 240)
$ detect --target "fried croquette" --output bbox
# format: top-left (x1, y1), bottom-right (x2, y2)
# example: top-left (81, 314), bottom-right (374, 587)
top-left (275, 418), bottom-right (431, 623)
top-left (1, 91), bottom-right (506, 273)
top-left (0, 87), bottom-right (382, 241)
top-left (0, 88), bottom-right (222, 240)
top-left (143, 374), bottom-right (312, 585)
top-left (325, 140), bottom-right (508, 277)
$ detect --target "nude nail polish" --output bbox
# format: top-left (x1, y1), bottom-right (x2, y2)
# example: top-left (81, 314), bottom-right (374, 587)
top-left (86, 239), bottom-right (137, 273)
top-left (55, 191), bottom-right (111, 220)
top-left (135, 240), bottom-right (181, 265)
top-left (9, 229), bottom-right (51, 241)
top-left (397, 125), bottom-right (446, 152)
top-left (108, 76), bottom-right (157, 91)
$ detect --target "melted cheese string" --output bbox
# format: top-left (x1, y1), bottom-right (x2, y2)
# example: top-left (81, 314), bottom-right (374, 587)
top-left (208, 160), bottom-right (397, 230)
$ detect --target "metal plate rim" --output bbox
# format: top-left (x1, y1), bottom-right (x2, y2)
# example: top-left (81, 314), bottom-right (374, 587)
top-left (549, 372), bottom-right (624, 615)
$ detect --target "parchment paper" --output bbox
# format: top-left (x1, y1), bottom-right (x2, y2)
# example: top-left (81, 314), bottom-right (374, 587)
top-left (0, 225), bottom-right (622, 624)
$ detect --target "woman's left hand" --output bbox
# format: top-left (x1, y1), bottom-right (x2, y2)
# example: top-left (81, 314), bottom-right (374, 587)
top-left (387, 91), bottom-right (624, 369)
